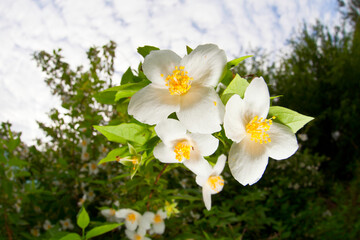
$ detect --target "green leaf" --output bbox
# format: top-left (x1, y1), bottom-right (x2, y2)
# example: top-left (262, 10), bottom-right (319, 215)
top-left (59, 233), bottom-right (82, 240)
top-left (77, 207), bottom-right (90, 230)
top-left (221, 74), bottom-right (249, 104)
top-left (94, 123), bottom-right (151, 145)
top-left (226, 55), bottom-right (253, 69)
top-left (86, 223), bottom-right (122, 239)
top-left (137, 45), bottom-right (160, 58)
top-left (98, 147), bottom-right (128, 165)
top-left (121, 67), bottom-right (134, 84)
top-left (94, 90), bottom-right (117, 104)
top-left (186, 45), bottom-right (193, 54)
top-left (114, 80), bottom-right (150, 101)
top-left (268, 106), bottom-right (314, 133)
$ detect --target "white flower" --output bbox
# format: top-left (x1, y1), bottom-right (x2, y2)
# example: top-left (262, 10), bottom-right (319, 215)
top-left (60, 218), bottom-right (74, 230)
top-left (86, 189), bottom-right (96, 202)
top-left (128, 44), bottom-right (226, 134)
top-left (196, 154), bottom-right (226, 210)
top-left (125, 228), bottom-right (150, 240)
top-left (88, 161), bottom-right (99, 175)
top-left (81, 152), bottom-right (90, 161)
top-left (116, 209), bottom-right (142, 231)
top-left (101, 208), bottom-right (121, 223)
top-left (43, 219), bottom-right (53, 230)
top-left (77, 194), bottom-right (87, 207)
top-left (140, 210), bottom-right (167, 234)
top-left (30, 227), bottom-right (40, 237)
top-left (153, 119), bottom-right (218, 175)
top-left (224, 77), bottom-right (298, 186)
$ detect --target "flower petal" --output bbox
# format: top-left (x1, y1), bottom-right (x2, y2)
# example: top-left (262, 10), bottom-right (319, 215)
top-left (228, 140), bottom-right (269, 186)
top-left (178, 86), bottom-right (224, 134)
top-left (157, 209), bottom-right (167, 219)
top-left (183, 157), bottom-right (212, 176)
top-left (188, 133), bottom-right (219, 157)
top-left (213, 154), bottom-right (227, 175)
top-left (244, 77), bottom-right (270, 119)
top-left (266, 122), bottom-right (299, 160)
top-left (115, 209), bottom-right (130, 219)
top-left (155, 119), bottom-right (187, 144)
top-left (224, 94), bottom-right (246, 143)
top-left (153, 221), bottom-right (166, 234)
top-left (202, 185), bottom-right (212, 210)
top-left (125, 229), bottom-right (135, 239)
top-left (143, 50), bottom-right (181, 86)
top-left (128, 85), bottom-right (180, 125)
top-left (153, 142), bottom-right (179, 163)
top-left (196, 174), bottom-right (210, 187)
top-left (181, 44), bottom-right (226, 87)
top-left (139, 211), bottom-right (154, 230)
top-left (125, 219), bottom-right (138, 231)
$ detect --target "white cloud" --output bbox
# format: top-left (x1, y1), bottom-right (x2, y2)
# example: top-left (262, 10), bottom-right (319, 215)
top-left (0, 0), bottom-right (340, 144)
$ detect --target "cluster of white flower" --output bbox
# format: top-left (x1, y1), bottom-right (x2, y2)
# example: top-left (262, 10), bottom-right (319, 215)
top-left (128, 44), bottom-right (299, 210)
top-left (101, 208), bottom-right (167, 240)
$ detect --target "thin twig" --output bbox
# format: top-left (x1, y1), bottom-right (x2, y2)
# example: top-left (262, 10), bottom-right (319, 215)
top-left (4, 212), bottom-right (13, 240)
top-left (146, 164), bottom-right (169, 210)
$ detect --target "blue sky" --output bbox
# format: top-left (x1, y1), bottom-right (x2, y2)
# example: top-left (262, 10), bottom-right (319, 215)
top-left (0, 0), bottom-right (340, 144)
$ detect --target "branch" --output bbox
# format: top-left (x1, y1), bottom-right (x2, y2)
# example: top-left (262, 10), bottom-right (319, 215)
top-left (146, 164), bottom-right (169, 210)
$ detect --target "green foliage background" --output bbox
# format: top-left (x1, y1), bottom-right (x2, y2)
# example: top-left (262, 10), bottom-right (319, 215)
top-left (1, 1), bottom-right (360, 239)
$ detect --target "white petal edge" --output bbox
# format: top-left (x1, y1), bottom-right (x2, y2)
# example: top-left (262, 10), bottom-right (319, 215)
top-left (213, 154), bottom-right (227, 175)
top-left (181, 44), bottom-right (227, 87)
top-left (143, 50), bottom-right (181, 86)
top-left (139, 211), bottom-right (154, 230)
top-left (266, 122), bottom-right (299, 160)
top-left (125, 229), bottom-right (134, 240)
top-left (189, 133), bottom-right (219, 157)
top-left (153, 142), bottom-right (179, 163)
top-left (228, 141), bottom-right (269, 186)
top-left (178, 86), bottom-right (224, 134)
top-left (224, 94), bottom-right (246, 143)
top-left (196, 173), bottom-right (210, 187)
top-left (157, 209), bottom-right (167, 219)
top-left (244, 77), bottom-right (270, 119)
top-left (154, 119), bottom-right (187, 144)
top-left (153, 221), bottom-right (165, 234)
top-left (183, 157), bottom-right (212, 176)
top-left (128, 85), bottom-right (180, 125)
top-left (202, 185), bottom-right (212, 210)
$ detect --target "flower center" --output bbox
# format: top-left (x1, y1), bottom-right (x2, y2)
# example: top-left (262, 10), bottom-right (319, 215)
top-left (246, 116), bottom-right (275, 144)
top-left (110, 209), bottom-right (116, 216)
top-left (207, 176), bottom-right (224, 193)
top-left (91, 163), bottom-right (97, 170)
top-left (163, 66), bottom-right (192, 95)
top-left (127, 213), bottom-right (137, 223)
top-left (174, 141), bottom-right (191, 162)
top-left (154, 214), bottom-right (162, 223)
top-left (134, 234), bottom-right (142, 240)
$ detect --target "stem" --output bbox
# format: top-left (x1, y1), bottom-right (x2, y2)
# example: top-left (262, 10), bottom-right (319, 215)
top-left (4, 212), bottom-right (13, 240)
top-left (146, 164), bottom-right (168, 210)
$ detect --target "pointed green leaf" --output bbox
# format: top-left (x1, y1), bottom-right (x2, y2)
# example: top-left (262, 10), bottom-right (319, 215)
top-left (114, 80), bottom-right (150, 101)
top-left (86, 223), bottom-right (122, 239)
top-left (268, 106), bottom-right (314, 133)
top-left (77, 207), bottom-right (90, 230)
top-left (94, 123), bottom-right (151, 145)
top-left (121, 67), bottom-right (134, 84)
top-left (137, 45), bottom-right (160, 58)
top-left (186, 45), bottom-right (193, 54)
top-left (98, 146), bottom-right (128, 165)
top-left (59, 233), bottom-right (82, 240)
top-left (221, 74), bottom-right (249, 104)
top-left (226, 55), bottom-right (253, 69)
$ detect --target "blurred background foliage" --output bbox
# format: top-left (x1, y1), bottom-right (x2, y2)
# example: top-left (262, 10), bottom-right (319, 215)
top-left (1, 0), bottom-right (360, 239)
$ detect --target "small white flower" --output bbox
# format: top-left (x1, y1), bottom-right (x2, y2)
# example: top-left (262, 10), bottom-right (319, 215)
top-left (140, 209), bottom-right (167, 234)
top-left (30, 227), bottom-right (40, 237)
top-left (60, 218), bottom-right (74, 230)
top-left (43, 219), bottom-right (53, 230)
top-left (224, 77), bottom-right (298, 186)
top-left (88, 161), bottom-right (99, 175)
top-left (128, 44), bottom-right (227, 134)
top-left (77, 194), bottom-right (87, 207)
top-left (196, 154), bottom-right (226, 210)
top-left (81, 152), bottom-right (90, 161)
top-left (101, 208), bottom-right (121, 223)
top-left (125, 228), bottom-right (150, 240)
top-left (153, 119), bottom-right (218, 175)
top-left (115, 209), bottom-right (142, 231)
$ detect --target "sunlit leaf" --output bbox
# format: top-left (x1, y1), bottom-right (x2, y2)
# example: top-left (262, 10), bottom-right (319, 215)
top-left (77, 207), bottom-right (90, 230)
top-left (221, 74), bottom-right (249, 104)
top-left (86, 223), bottom-right (122, 239)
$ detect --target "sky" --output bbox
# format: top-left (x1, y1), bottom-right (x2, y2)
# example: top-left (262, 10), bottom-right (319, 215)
top-left (0, 0), bottom-right (341, 145)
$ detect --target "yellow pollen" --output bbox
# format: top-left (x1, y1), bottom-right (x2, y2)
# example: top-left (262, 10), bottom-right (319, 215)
top-left (174, 141), bottom-right (191, 162)
top-left (127, 213), bottom-right (137, 223)
top-left (164, 66), bottom-right (192, 95)
top-left (246, 116), bottom-right (275, 144)
top-left (110, 209), bottom-right (116, 216)
top-left (134, 234), bottom-right (142, 240)
top-left (91, 163), bottom-right (97, 170)
top-left (131, 157), bottom-right (138, 170)
top-left (64, 222), bottom-right (69, 227)
top-left (213, 101), bottom-right (217, 106)
top-left (160, 73), bottom-right (164, 77)
top-left (154, 214), bottom-right (162, 223)
top-left (207, 176), bottom-right (224, 192)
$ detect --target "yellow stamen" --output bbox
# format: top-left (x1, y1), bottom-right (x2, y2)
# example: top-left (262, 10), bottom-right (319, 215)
top-left (91, 163), bottom-right (97, 170)
top-left (154, 214), bottom-right (162, 223)
top-left (127, 213), bottom-right (137, 223)
top-left (134, 234), bottom-right (142, 240)
top-left (213, 101), bottom-right (217, 106)
top-left (110, 209), bottom-right (116, 216)
top-left (164, 66), bottom-right (192, 95)
top-left (207, 176), bottom-right (224, 193)
top-left (174, 141), bottom-right (191, 162)
top-left (246, 116), bottom-right (275, 144)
